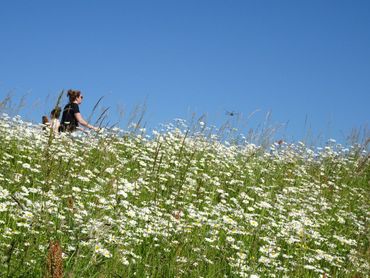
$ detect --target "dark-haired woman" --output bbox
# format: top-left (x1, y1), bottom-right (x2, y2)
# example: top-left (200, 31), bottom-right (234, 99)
top-left (60, 89), bottom-right (98, 132)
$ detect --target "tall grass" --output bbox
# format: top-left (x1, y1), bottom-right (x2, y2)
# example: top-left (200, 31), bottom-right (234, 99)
top-left (0, 108), bottom-right (369, 277)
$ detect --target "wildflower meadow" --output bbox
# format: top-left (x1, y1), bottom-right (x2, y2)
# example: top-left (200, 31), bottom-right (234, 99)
top-left (0, 113), bottom-right (369, 277)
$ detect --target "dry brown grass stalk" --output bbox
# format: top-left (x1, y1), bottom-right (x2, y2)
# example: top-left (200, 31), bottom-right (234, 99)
top-left (46, 240), bottom-right (63, 278)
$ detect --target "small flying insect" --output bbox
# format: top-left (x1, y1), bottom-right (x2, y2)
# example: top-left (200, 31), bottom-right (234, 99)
top-left (225, 110), bottom-right (240, 117)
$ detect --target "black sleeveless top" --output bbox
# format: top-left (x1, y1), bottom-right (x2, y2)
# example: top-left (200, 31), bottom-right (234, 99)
top-left (60, 103), bottom-right (80, 132)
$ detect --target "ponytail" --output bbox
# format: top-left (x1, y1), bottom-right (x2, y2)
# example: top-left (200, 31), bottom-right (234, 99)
top-left (67, 89), bottom-right (81, 102)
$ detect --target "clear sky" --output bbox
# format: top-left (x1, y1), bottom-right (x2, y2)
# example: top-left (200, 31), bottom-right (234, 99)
top-left (1, 0), bottom-right (369, 144)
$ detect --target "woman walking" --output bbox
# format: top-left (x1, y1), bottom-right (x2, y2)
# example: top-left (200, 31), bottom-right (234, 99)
top-left (60, 89), bottom-right (98, 132)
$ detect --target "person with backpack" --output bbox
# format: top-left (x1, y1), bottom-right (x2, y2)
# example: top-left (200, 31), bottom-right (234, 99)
top-left (59, 89), bottom-right (98, 132)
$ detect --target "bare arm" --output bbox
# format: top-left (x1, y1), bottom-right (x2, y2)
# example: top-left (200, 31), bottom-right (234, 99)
top-left (74, 113), bottom-right (98, 130)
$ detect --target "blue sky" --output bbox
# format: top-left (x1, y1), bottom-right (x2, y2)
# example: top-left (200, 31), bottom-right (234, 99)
top-left (1, 0), bottom-right (369, 144)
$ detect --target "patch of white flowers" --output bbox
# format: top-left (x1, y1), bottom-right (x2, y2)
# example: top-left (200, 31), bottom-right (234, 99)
top-left (0, 114), bottom-right (368, 277)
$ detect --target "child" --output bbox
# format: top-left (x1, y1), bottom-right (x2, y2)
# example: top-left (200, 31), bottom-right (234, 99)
top-left (42, 115), bottom-right (50, 131)
top-left (50, 107), bottom-right (61, 134)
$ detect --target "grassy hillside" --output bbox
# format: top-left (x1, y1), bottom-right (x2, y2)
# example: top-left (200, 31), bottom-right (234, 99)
top-left (0, 114), bottom-right (369, 277)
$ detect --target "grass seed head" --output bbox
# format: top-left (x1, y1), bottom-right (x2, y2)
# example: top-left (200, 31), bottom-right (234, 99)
top-left (46, 240), bottom-right (63, 278)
